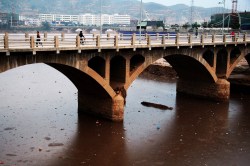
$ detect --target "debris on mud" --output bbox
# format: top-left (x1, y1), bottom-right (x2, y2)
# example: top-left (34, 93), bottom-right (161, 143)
top-left (48, 143), bottom-right (64, 147)
top-left (141, 101), bottom-right (173, 110)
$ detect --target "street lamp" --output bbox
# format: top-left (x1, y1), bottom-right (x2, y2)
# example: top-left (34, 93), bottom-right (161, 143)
top-left (139, 0), bottom-right (142, 44)
top-left (219, 0), bottom-right (225, 34)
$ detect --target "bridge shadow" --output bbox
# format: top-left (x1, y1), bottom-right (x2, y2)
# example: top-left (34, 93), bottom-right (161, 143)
top-left (156, 94), bottom-right (231, 165)
top-left (47, 113), bottom-right (127, 166)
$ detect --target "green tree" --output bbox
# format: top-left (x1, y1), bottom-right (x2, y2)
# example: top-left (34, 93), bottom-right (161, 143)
top-left (42, 22), bottom-right (51, 31)
top-left (192, 22), bottom-right (200, 28)
top-left (182, 22), bottom-right (191, 29)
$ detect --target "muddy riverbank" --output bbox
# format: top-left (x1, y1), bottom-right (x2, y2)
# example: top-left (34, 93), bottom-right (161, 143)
top-left (141, 59), bottom-right (250, 92)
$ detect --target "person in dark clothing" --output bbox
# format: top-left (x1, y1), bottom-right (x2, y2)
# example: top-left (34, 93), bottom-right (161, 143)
top-left (79, 31), bottom-right (85, 45)
top-left (195, 27), bottom-right (198, 38)
top-left (36, 31), bottom-right (43, 47)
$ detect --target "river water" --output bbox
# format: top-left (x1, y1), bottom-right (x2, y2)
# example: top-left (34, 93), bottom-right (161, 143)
top-left (0, 63), bottom-right (250, 166)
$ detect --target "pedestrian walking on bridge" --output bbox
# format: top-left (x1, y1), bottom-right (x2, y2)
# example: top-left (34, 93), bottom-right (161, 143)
top-left (79, 31), bottom-right (85, 45)
top-left (36, 31), bottom-right (43, 47)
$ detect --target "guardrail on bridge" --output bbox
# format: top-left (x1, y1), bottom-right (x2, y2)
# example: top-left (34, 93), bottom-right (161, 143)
top-left (0, 32), bottom-right (249, 55)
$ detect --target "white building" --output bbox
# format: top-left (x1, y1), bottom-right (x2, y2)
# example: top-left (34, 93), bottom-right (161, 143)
top-left (39, 13), bottom-right (130, 25)
top-left (113, 14), bottom-right (130, 25)
top-left (19, 15), bottom-right (41, 26)
top-left (39, 14), bottom-right (79, 22)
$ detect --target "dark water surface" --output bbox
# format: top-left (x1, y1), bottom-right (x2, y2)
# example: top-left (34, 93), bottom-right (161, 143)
top-left (0, 64), bottom-right (250, 166)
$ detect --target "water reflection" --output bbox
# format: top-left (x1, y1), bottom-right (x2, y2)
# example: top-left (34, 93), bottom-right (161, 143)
top-left (0, 64), bottom-right (250, 166)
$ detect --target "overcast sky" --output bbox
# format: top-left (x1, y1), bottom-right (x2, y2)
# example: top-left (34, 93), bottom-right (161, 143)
top-left (141, 0), bottom-right (250, 11)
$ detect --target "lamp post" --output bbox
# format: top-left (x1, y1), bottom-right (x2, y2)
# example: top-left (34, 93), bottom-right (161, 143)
top-left (139, 0), bottom-right (142, 44)
top-left (219, 0), bottom-right (225, 34)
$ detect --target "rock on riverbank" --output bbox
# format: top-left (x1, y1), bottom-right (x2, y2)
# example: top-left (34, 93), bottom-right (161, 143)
top-left (139, 58), bottom-right (177, 81)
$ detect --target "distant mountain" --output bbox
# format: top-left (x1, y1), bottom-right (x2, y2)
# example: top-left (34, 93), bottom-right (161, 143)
top-left (0, 0), bottom-right (228, 24)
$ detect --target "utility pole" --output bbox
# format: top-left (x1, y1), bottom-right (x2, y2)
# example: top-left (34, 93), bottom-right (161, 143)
top-left (231, 0), bottom-right (239, 29)
top-left (139, 0), bottom-right (143, 44)
top-left (219, 0), bottom-right (225, 34)
top-left (223, 0), bottom-right (225, 34)
top-left (100, 0), bottom-right (102, 37)
top-left (190, 0), bottom-right (194, 28)
top-left (232, 0), bottom-right (237, 13)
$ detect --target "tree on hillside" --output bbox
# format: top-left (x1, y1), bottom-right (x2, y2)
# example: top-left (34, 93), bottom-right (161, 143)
top-left (42, 22), bottom-right (51, 31)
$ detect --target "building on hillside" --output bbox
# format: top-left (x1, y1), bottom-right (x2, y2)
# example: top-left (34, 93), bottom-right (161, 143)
top-left (39, 13), bottom-right (131, 26)
top-left (0, 12), bottom-right (19, 26)
top-left (39, 14), bottom-right (79, 23)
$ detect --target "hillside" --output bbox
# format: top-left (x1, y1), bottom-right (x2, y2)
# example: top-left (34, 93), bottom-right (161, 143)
top-left (0, 0), bottom-right (227, 24)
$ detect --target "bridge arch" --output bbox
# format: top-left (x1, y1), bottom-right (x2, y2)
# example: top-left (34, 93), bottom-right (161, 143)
top-left (110, 55), bottom-right (126, 85)
top-left (246, 53), bottom-right (250, 66)
top-left (164, 54), bottom-right (217, 83)
top-left (216, 48), bottom-right (228, 78)
top-left (230, 47), bottom-right (241, 65)
top-left (130, 54), bottom-right (145, 76)
top-left (203, 49), bottom-right (214, 67)
top-left (227, 48), bottom-right (250, 78)
top-left (88, 56), bottom-right (106, 78)
top-left (45, 63), bottom-right (116, 98)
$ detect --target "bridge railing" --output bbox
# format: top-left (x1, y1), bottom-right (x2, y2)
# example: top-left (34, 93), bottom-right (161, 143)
top-left (0, 32), bottom-right (249, 51)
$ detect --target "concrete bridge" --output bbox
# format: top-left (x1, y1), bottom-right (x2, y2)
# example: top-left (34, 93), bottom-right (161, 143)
top-left (0, 32), bottom-right (250, 121)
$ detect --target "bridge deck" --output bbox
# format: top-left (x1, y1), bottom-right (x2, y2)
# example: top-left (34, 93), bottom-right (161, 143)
top-left (0, 33), bottom-right (249, 54)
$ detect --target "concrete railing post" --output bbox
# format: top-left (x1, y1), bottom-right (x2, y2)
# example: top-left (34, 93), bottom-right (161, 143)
top-left (161, 35), bottom-right (165, 45)
top-left (44, 32), bottom-right (47, 41)
top-left (131, 33), bottom-right (136, 46)
top-left (175, 33), bottom-right (179, 46)
top-left (205, 32), bottom-right (208, 38)
top-left (201, 34), bottom-right (204, 46)
top-left (120, 33), bottom-right (123, 40)
top-left (61, 32), bottom-right (65, 41)
top-left (212, 33), bottom-right (215, 44)
top-left (54, 36), bottom-right (59, 48)
top-left (147, 35), bottom-right (151, 47)
top-left (76, 35), bottom-right (80, 48)
top-left (96, 35), bottom-right (100, 47)
top-left (114, 34), bottom-right (118, 47)
top-left (234, 33), bottom-right (237, 42)
top-left (156, 33), bottom-right (159, 40)
top-left (167, 33), bottom-right (169, 39)
top-left (93, 33), bottom-right (96, 41)
top-left (4, 32), bottom-right (9, 49)
top-left (243, 32), bottom-right (247, 42)
top-left (188, 34), bottom-right (192, 45)
top-left (30, 36), bottom-right (34, 48)
top-left (107, 32), bottom-right (110, 40)
top-left (25, 33), bottom-right (29, 41)
top-left (223, 34), bottom-right (226, 43)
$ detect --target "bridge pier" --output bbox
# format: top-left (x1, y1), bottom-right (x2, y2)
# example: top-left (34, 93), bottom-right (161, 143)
top-left (78, 92), bottom-right (124, 121)
top-left (177, 79), bottom-right (230, 101)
